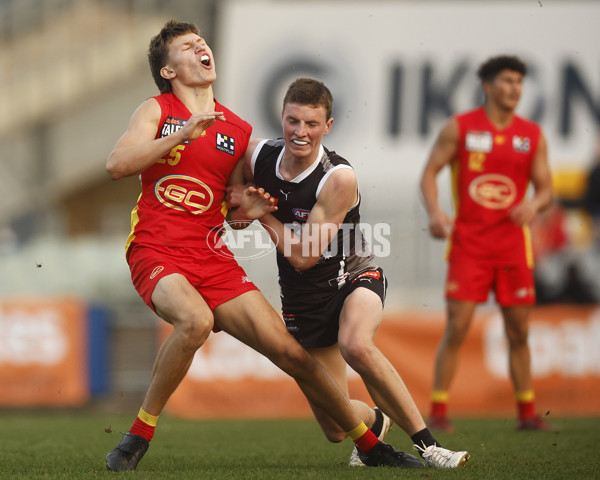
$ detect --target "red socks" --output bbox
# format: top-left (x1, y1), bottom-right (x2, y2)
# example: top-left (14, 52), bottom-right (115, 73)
top-left (516, 391), bottom-right (536, 420)
top-left (348, 422), bottom-right (379, 453)
top-left (430, 390), bottom-right (449, 418)
top-left (129, 408), bottom-right (158, 442)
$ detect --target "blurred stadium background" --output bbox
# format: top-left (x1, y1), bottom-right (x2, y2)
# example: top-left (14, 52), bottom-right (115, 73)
top-left (0, 0), bottom-right (598, 418)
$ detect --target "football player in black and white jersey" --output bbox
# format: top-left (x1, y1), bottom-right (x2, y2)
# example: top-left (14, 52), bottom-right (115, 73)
top-left (226, 78), bottom-right (469, 468)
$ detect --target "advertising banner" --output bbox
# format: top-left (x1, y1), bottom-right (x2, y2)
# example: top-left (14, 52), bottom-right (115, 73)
top-left (164, 305), bottom-right (600, 419)
top-left (0, 298), bottom-right (89, 406)
top-left (218, 0), bottom-right (600, 181)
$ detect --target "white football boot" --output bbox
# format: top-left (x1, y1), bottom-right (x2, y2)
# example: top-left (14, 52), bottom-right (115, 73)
top-left (413, 442), bottom-right (470, 468)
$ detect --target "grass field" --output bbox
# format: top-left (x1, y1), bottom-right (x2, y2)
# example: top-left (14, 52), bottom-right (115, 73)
top-left (0, 412), bottom-right (596, 479)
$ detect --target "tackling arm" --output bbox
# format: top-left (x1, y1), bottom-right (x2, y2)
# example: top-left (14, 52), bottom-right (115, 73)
top-left (225, 138), bottom-right (277, 229)
top-left (259, 167), bottom-right (358, 271)
top-left (106, 98), bottom-right (226, 180)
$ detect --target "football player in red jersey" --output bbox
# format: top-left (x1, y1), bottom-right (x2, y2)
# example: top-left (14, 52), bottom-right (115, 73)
top-left (104, 20), bottom-right (423, 472)
top-left (420, 55), bottom-right (553, 432)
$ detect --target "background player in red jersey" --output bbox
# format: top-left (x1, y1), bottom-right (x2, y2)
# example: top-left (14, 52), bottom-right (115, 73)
top-left (104, 20), bottom-right (422, 472)
top-left (227, 78), bottom-right (470, 468)
top-left (420, 55), bottom-right (553, 432)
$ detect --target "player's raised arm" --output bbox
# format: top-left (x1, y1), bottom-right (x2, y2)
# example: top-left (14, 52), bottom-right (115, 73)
top-left (106, 98), bottom-right (225, 180)
top-left (260, 167), bottom-right (357, 271)
top-left (419, 117), bottom-right (458, 239)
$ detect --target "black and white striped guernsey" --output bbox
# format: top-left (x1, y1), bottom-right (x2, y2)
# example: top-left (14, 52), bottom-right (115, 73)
top-left (251, 138), bottom-right (377, 293)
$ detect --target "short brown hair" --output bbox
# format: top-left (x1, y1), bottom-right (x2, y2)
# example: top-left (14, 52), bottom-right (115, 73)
top-left (283, 78), bottom-right (334, 120)
top-left (477, 55), bottom-right (527, 83)
top-left (148, 20), bottom-right (200, 93)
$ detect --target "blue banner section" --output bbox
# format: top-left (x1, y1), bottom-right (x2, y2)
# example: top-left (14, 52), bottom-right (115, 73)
top-left (87, 305), bottom-right (110, 396)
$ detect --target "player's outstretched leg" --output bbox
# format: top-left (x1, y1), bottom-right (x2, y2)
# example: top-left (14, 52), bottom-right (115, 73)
top-left (349, 407), bottom-right (392, 467)
top-left (413, 442), bottom-right (470, 468)
top-left (357, 441), bottom-right (425, 468)
top-left (106, 432), bottom-right (150, 472)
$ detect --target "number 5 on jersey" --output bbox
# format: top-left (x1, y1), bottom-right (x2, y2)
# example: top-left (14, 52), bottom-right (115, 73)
top-left (157, 145), bottom-right (186, 166)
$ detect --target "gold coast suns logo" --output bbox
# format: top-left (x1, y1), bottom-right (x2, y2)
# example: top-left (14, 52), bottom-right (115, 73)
top-left (155, 175), bottom-right (214, 214)
top-left (468, 174), bottom-right (516, 210)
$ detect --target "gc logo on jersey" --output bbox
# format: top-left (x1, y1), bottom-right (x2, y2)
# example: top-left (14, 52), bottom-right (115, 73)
top-left (155, 175), bottom-right (214, 214)
top-left (216, 133), bottom-right (235, 155)
top-left (468, 174), bottom-right (516, 210)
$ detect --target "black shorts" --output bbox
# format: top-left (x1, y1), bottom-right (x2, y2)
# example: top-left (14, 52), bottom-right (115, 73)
top-left (281, 268), bottom-right (387, 348)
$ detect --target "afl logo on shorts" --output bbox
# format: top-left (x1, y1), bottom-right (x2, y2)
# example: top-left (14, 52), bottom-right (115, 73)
top-left (155, 175), bottom-right (214, 214)
top-left (468, 174), bottom-right (516, 210)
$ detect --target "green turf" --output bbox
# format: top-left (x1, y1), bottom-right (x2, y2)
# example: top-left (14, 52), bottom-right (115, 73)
top-left (0, 412), bottom-right (596, 479)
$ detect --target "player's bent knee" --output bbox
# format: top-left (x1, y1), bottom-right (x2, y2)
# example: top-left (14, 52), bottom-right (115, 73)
top-left (323, 428), bottom-right (346, 443)
top-left (173, 313), bottom-right (213, 350)
top-left (339, 340), bottom-right (375, 370)
top-left (273, 344), bottom-right (316, 378)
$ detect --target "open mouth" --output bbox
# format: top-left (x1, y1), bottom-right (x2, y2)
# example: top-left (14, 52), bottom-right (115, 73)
top-left (200, 54), bottom-right (210, 67)
top-left (292, 140), bottom-right (308, 146)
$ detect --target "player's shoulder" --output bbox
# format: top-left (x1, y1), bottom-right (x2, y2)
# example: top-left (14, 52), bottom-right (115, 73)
top-left (512, 113), bottom-right (541, 133)
top-left (320, 149), bottom-right (356, 187)
top-left (316, 157), bottom-right (356, 202)
top-left (129, 96), bottom-right (162, 126)
top-left (151, 92), bottom-right (176, 110)
top-left (322, 147), bottom-right (353, 170)
top-left (455, 106), bottom-right (484, 124)
top-left (254, 138), bottom-right (285, 159)
top-left (262, 137), bottom-right (285, 150)
top-left (249, 138), bottom-right (284, 174)
top-left (215, 100), bottom-right (252, 134)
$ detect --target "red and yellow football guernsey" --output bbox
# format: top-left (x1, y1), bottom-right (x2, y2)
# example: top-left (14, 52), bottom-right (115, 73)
top-left (125, 93), bottom-right (252, 253)
top-left (448, 106), bottom-right (540, 267)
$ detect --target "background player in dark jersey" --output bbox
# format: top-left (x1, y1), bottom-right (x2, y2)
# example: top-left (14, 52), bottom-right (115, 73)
top-left (227, 78), bottom-right (470, 468)
top-left (104, 21), bottom-right (424, 472)
top-left (420, 55), bottom-right (553, 433)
